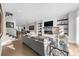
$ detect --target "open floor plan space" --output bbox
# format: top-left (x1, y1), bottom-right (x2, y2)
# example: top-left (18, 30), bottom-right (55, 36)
top-left (1, 40), bottom-right (79, 56)
top-left (2, 40), bottom-right (39, 56)
top-left (1, 3), bottom-right (79, 56)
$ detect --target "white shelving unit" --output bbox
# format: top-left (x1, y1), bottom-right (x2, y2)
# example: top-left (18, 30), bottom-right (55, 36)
top-left (57, 19), bottom-right (68, 35)
top-left (37, 21), bottom-right (42, 36)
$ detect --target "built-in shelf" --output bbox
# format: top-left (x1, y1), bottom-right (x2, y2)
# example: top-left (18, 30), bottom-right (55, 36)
top-left (38, 21), bottom-right (42, 36)
top-left (38, 23), bottom-right (42, 24)
top-left (57, 18), bottom-right (68, 35)
top-left (57, 19), bottom-right (68, 21)
top-left (57, 24), bottom-right (68, 25)
top-left (5, 12), bottom-right (13, 16)
top-left (64, 33), bottom-right (68, 35)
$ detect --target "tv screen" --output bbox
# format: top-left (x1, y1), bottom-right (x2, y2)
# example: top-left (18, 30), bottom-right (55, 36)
top-left (44, 21), bottom-right (53, 26)
top-left (29, 26), bottom-right (34, 30)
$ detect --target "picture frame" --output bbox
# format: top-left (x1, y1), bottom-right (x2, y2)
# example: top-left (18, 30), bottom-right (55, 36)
top-left (6, 22), bottom-right (14, 28)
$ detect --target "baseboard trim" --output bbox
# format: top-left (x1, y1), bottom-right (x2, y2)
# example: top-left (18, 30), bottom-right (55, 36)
top-left (76, 42), bottom-right (79, 46)
top-left (68, 39), bottom-right (76, 44)
top-left (68, 39), bottom-right (79, 47)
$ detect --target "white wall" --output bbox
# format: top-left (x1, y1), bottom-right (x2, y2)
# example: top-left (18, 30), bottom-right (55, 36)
top-left (42, 18), bottom-right (57, 37)
top-left (0, 4), bottom-right (6, 55)
top-left (25, 21), bottom-right (38, 36)
top-left (0, 4), bottom-right (17, 55)
top-left (25, 15), bottom-right (68, 37)
top-left (76, 9), bottom-right (79, 44)
top-left (68, 9), bottom-right (79, 45)
top-left (6, 16), bottom-right (16, 36)
top-left (68, 11), bottom-right (76, 42)
top-left (16, 26), bottom-right (22, 32)
top-left (76, 17), bottom-right (79, 44)
top-left (42, 15), bottom-right (68, 37)
top-left (25, 18), bottom-right (57, 37)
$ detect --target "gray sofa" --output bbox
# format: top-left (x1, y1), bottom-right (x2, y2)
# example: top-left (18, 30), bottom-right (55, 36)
top-left (22, 35), bottom-right (69, 56)
top-left (23, 35), bottom-right (45, 56)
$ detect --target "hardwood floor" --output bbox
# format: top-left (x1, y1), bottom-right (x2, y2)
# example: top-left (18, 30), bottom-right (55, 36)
top-left (68, 43), bottom-right (79, 56)
top-left (1, 34), bottom-right (79, 56)
top-left (1, 40), bottom-right (39, 56)
top-left (1, 34), bottom-right (39, 56)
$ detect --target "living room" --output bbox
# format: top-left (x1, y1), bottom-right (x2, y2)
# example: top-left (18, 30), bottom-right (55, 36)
top-left (0, 3), bottom-right (79, 56)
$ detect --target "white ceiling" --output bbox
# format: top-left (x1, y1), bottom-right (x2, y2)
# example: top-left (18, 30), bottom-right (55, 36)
top-left (2, 3), bottom-right (79, 26)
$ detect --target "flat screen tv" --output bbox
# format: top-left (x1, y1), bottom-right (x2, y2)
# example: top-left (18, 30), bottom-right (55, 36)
top-left (44, 21), bottom-right (53, 26)
top-left (29, 26), bottom-right (34, 30)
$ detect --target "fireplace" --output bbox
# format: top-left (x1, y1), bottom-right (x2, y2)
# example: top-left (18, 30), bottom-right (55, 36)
top-left (44, 31), bottom-right (52, 34)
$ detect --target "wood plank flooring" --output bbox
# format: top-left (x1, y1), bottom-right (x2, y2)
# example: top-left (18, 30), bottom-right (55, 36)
top-left (1, 40), bottom-right (39, 56)
top-left (68, 43), bottom-right (79, 56)
top-left (1, 34), bottom-right (39, 56)
top-left (1, 34), bottom-right (79, 56)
